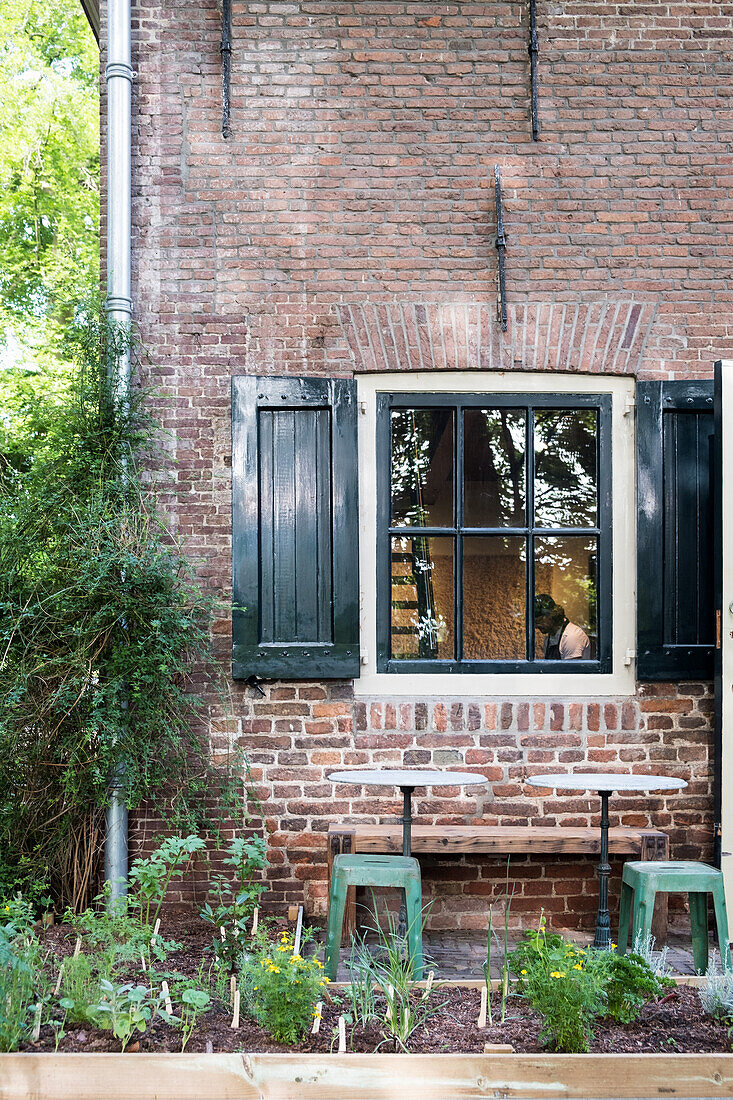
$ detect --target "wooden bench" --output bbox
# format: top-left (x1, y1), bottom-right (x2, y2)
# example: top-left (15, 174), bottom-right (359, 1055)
top-left (327, 823), bottom-right (670, 938)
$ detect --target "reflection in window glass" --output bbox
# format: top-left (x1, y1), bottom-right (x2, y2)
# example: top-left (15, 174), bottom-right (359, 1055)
top-left (534, 536), bottom-right (597, 660)
top-left (463, 537), bottom-right (526, 660)
top-left (391, 409), bottom-right (454, 527)
top-left (534, 409), bottom-right (597, 528)
top-left (463, 409), bottom-right (526, 527)
top-left (390, 536), bottom-right (454, 660)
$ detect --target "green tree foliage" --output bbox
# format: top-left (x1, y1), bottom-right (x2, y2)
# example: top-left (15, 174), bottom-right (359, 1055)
top-left (0, 320), bottom-right (220, 912)
top-left (0, 0), bottom-right (99, 474)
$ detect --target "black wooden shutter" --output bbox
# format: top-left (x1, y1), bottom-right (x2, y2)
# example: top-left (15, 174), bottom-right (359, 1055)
top-left (637, 380), bottom-right (714, 680)
top-left (232, 376), bottom-right (360, 680)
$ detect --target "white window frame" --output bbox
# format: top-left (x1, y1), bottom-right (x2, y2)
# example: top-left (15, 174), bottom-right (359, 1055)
top-left (356, 370), bottom-right (636, 698)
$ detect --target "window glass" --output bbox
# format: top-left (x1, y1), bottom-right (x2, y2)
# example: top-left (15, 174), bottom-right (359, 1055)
top-left (463, 409), bottom-right (526, 527)
top-left (383, 395), bottom-right (607, 672)
top-left (534, 536), bottom-right (597, 660)
top-left (390, 535), bottom-right (454, 659)
top-left (390, 409), bottom-right (453, 527)
top-left (463, 536), bottom-right (526, 660)
top-left (534, 409), bottom-right (597, 528)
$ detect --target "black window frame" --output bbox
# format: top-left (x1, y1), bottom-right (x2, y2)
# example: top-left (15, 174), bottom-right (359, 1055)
top-left (376, 391), bottom-right (613, 675)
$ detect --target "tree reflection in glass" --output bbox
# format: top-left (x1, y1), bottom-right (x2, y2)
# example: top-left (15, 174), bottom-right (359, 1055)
top-left (390, 409), bottom-right (453, 528)
top-left (464, 409), bottom-right (525, 527)
top-left (534, 409), bottom-right (597, 528)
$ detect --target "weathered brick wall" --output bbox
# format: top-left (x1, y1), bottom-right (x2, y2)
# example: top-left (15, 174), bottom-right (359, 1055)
top-left (121, 1), bottom-right (729, 929)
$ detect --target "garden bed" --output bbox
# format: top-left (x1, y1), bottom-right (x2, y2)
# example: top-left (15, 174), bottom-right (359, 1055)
top-left (10, 914), bottom-right (733, 1057)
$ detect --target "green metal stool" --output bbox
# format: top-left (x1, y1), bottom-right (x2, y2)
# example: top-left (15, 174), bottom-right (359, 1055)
top-left (618, 860), bottom-right (730, 973)
top-left (324, 854), bottom-right (424, 980)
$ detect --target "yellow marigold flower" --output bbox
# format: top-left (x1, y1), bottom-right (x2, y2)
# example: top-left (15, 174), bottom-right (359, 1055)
top-left (520, 969), bottom-right (527, 975)
top-left (293, 954), bottom-right (302, 961)
top-left (270, 966), bottom-right (281, 974)
top-left (576, 948), bottom-right (586, 955)
top-left (573, 964), bottom-right (583, 971)
top-left (312, 1009), bottom-right (321, 1017)
top-left (550, 971), bottom-right (566, 979)
top-left (611, 943), bottom-right (617, 950)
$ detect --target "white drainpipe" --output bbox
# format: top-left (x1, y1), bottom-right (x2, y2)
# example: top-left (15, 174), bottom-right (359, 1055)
top-left (104, 0), bottom-right (132, 905)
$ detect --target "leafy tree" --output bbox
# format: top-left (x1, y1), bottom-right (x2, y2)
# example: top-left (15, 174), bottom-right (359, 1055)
top-left (0, 0), bottom-right (98, 476)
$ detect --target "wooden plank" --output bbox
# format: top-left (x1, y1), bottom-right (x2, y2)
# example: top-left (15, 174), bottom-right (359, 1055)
top-left (2, 1053), bottom-right (733, 1100)
top-left (328, 824), bottom-right (667, 857)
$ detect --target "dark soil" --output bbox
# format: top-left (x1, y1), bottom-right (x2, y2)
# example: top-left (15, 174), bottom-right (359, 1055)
top-left (20, 910), bottom-right (732, 1056)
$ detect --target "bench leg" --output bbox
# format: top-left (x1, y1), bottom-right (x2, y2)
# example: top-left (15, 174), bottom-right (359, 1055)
top-left (325, 870), bottom-right (349, 981)
top-left (711, 878), bottom-right (731, 968)
top-left (404, 875), bottom-right (424, 981)
top-left (641, 833), bottom-right (669, 945)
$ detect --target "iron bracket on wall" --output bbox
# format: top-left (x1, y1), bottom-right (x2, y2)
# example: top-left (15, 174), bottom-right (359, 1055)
top-left (528, 0), bottom-right (540, 140)
top-left (221, 0), bottom-right (232, 139)
top-left (494, 165), bottom-right (508, 332)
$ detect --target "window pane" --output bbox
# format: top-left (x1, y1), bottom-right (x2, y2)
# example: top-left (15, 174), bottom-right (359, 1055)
top-left (463, 409), bottom-right (526, 527)
top-left (534, 536), bottom-right (597, 660)
top-left (534, 409), bottom-right (597, 528)
top-left (463, 537), bottom-right (526, 660)
top-left (391, 409), bottom-right (454, 527)
top-left (390, 535), bottom-right (454, 659)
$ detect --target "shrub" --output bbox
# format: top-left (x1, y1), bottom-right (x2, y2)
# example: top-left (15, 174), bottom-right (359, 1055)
top-left (699, 951), bottom-right (733, 1019)
top-left (200, 835), bottom-right (269, 970)
top-left (240, 928), bottom-right (329, 1044)
top-left (509, 922), bottom-right (667, 1052)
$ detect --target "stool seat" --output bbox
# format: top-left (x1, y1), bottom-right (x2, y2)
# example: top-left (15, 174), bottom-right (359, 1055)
top-left (618, 859), bottom-right (729, 973)
top-left (324, 853), bottom-right (423, 980)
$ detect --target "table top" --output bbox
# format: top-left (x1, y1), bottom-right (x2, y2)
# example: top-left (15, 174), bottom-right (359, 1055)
top-left (328, 769), bottom-right (488, 788)
top-left (525, 772), bottom-right (687, 793)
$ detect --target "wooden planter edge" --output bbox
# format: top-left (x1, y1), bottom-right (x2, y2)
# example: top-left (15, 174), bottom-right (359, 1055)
top-left (2, 1052), bottom-right (733, 1100)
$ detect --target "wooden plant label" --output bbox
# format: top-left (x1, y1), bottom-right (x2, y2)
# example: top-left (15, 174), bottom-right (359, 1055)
top-left (483, 1042), bottom-right (515, 1053)
top-left (73, 937), bottom-right (82, 958)
top-left (54, 963), bottom-right (64, 996)
top-left (337, 1014), bottom-right (346, 1053)
top-left (220, 926), bottom-right (226, 943)
top-left (385, 984), bottom-right (394, 1027)
top-left (161, 981), bottom-right (173, 1016)
top-left (477, 984), bottom-right (488, 1029)
top-left (229, 975), bottom-right (237, 1006)
top-left (140, 949), bottom-right (147, 973)
top-left (293, 906), bottom-right (304, 956)
top-left (311, 1001), bottom-right (323, 1035)
top-left (421, 969), bottom-right (435, 1000)
top-left (230, 989), bottom-right (240, 1030)
top-left (32, 1003), bottom-right (42, 1042)
top-left (251, 908), bottom-right (259, 936)
top-left (151, 918), bottom-right (161, 946)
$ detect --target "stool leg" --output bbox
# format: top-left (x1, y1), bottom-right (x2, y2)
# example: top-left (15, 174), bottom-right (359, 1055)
top-left (632, 882), bottom-right (655, 951)
top-left (689, 892), bottom-right (709, 974)
top-left (711, 880), bottom-right (731, 969)
top-left (617, 881), bottom-right (633, 956)
top-left (325, 872), bottom-right (349, 981)
top-left (404, 877), bottom-right (424, 981)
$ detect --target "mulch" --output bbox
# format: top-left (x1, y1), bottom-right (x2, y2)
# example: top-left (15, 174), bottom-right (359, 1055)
top-left (19, 910), bottom-right (732, 1056)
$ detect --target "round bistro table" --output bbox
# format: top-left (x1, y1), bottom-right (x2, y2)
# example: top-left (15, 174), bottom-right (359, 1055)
top-left (525, 772), bottom-right (687, 949)
top-left (328, 769), bottom-right (489, 935)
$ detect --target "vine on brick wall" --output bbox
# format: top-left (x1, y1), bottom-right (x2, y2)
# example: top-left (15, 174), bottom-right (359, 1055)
top-left (0, 317), bottom-right (237, 911)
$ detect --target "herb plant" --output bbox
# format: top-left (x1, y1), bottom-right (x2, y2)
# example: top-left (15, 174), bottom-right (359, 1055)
top-left (240, 928), bottom-right (329, 1044)
top-left (200, 835), bottom-right (268, 969)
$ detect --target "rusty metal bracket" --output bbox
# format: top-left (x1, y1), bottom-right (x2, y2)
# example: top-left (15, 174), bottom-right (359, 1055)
top-left (221, 0), bottom-right (232, 139)
top-left (528, 0), bottom-right (540, 140)
top-left (494, 165), bottom-right (508, 332)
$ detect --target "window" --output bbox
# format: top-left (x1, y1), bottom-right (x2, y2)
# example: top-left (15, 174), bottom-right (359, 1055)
top-left (376, 392), bottom-right (611, 674)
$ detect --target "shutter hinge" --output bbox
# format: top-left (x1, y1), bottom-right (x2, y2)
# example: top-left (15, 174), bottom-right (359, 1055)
top-left (624, 648), bottom-right (636, 666)
top-left (623, 395), bottom-right (636, 417)
top-left (360, 649), bottom-right (369, 665)
top-left (359, 401), bottom-right (367, 415)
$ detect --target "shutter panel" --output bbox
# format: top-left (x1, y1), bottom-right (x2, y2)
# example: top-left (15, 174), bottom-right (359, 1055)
top-left (637, 380), bottom-right (714, 680)
top-left (232, 376), bottom-right (360, 680)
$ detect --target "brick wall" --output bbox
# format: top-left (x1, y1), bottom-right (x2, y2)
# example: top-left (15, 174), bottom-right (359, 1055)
top-left (121, 0), bottom-right (730, 929)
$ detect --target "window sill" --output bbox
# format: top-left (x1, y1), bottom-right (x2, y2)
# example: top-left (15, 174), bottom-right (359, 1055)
top-left (353, 666), bottom-right (637, 697)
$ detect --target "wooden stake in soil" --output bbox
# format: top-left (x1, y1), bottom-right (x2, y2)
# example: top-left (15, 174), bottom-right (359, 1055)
top-left (220, 926), bottom-right (226, 945)
top-left (311, 1002), bottom-right (323, 1035)
top-left (421, 970), bottom-right (434, 1000)
top-left (337, 1014), bottom-right (346, 1053)
top-left (54, 963), bottom-right (64, 996)
top-left (483, 1042), bottom-right (515, 1053)
top-left (151, 918), bottom-right (160, 947)
top-left (251, 908), bottom-right (258, 936)
top-left (230, 989), bottom-right (240, 1030)
top-left (140, 949), bottom-right (147, 973)
top-left (229, 975), bottom-right (237, 1006)
top-left (161, 981), bottom-right (173, 1016)
top-left (32, 1003), bottom-right (42, 1042)
top-left (73, 936), bottom-right (82, 958)
top-left (287, 905), bottom-right (299, 922)
top-left (477, 984), bottom-right (488, 1029)
top-left (293, 905), bottom-right (304, 956)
